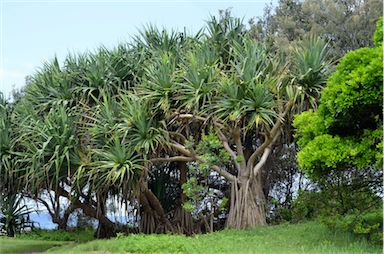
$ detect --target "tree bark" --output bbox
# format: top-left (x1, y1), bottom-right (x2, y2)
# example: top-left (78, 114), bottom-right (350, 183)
top-left (173, 161), bottom-right (194, 235)
top-left (53, 204), bottom-right (75, 230)
top-left (71, 199), bottom-right (116, 238)
top-left (226, 173), bottom-right (266, 229)
top-left (139, 182), bottom-right (173, 234)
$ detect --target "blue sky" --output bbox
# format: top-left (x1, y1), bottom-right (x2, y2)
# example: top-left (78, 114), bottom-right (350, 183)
top-left (0, 0), bottom-right (274, 98)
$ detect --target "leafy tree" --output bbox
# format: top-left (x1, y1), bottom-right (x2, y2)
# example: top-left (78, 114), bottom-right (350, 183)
top-left (251, 0), bottom-right (382, 58)
top-left (293, 18), bottom-right (383, 213)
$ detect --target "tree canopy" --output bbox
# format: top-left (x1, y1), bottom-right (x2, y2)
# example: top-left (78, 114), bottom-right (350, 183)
top-left (294, 18), bottom-right (383, 179)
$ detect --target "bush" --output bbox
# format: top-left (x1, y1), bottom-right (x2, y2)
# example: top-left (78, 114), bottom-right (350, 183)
top-left (288, 190), bottom-right (382, 245)
top-left (322, 209), bottom-right (383, 244)
top-left (289, 190), bottom-right (327, 222)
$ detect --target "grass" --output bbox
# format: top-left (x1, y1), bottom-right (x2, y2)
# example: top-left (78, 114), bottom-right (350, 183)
top-left (16, 227), bottom-right (94, 242)
top-left (45, 221), bottom-right (381, 254)
top-left (0, 238), bottom-right (65, 254)
top-left (0, 228), bottom-right (93, 254)
top-left (0, 221), bottom-right (380, 254)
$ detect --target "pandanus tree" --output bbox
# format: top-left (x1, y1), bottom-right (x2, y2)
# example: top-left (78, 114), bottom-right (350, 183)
top-left (2, 13), bottom-right (333, 236)
top-left (0, 93), bottom-right (15, 194)
top-left (7, 44), bottom-right (140, 235)
top-left (138, 33), bottom-right (332, 229)
top-left (80, 92), bottom-right (172, 234)
top-left (0, 95), bottom-right (35, 237)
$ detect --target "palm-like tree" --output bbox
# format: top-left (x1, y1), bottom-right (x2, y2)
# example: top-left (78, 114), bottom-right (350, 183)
top-left (177, 42), bottom-right (220, 112)
top-left (3, 13), bottom-right (333, 235)
top-left (0, 194), bottom-right (34, 237)
top-left (156, 34), bottom-right (332, 229)
top-left (0, 93), bottom-right (14, 193)
top-left (289, 36), bottom-right (333, 109)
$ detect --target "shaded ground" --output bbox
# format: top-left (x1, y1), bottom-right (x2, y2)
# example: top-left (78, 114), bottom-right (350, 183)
top-left (0, 238), bottom-right (65, 254)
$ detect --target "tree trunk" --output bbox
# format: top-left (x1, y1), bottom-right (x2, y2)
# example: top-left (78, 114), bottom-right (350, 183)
top-left (7, 225), bottom-right (15, 237)
top-left (172, 161), bottom-right (194, 235)
top-left (53, 205), bottom-right (74, 230)
top-left (55, 219), bottom-right (68, 230)
top-left (139, 182), bottom-right (174, 234)
top-left (73, 199), bottom-right (116, 238)
top-left (226, 173), bottom-right (266, 229)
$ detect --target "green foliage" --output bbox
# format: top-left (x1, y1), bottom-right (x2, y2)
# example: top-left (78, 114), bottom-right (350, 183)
top-left (292, 110), bottom-right (326, 148)
top-left (84, 136), bottom-right (142, 193)
top-left (373, 16), bottom-right (383, 46)
top-left (285, 152), bottom-right (382, 221)
top-left (181, 132), bottom-right (230, 216)
top-left (290, 36), bottom-right (332, 102)
top-left (294, 20), bottom-right (383, 178)
top-left (182, 176), bottom-right (204, 212)
top-left (178, 42), bottom-right (220, 112)
top-left (321, 46), bottom-right (382, 133)
top-left (196, 131), bottom-right (230, 168)
top-left (15, 105), bottom-right (78, 191)
top-left (296, 132), bottom-right (380, 177)
top-left (289, 191), bottom-right (327, 222)
top-left (140, 52), bottom-right (179, 112)
top-left (322, 209), bottom-right (383, 244)
top-left (252, 0), bottom-right (383, 58)
top-left (0, 194), bottom-right (34, 237)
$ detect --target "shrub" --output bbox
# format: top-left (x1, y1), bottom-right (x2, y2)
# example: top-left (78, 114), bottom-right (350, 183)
top-left (322, 209), bottom-right (383, 244)
top-left (289, 190), bottom-right (327, 222)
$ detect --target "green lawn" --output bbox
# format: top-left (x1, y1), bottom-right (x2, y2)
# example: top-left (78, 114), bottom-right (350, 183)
top-left (0, 238), bottom-right (65, 254)
top-left (0, 222), bottom-right (381, 254)
top-left (47, 221), bottom-right (380, 254)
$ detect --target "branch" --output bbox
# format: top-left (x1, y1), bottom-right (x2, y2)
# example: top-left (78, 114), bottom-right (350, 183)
top-left (170, 141), bottom-right (236, 182)
top-left (233, 127), bottom-right (246, 172)
top-left (216, 127), bottom-right (240, 172)
top-left (150, 156), bottom-right (194, 163)
top-left (211, 165), bottom-right (237, 182)
top-left (170, 142), bottom-right (194, 157)
top-left (247, 101), bottom-right (293, 171)
top-left (175, 113), bottom-right (207, 122)
top-left (35, 197), bottom-right (55, 218)
top-left (171, 113), bottom-right (225, 129)
top-left (168, 131), bottom-right (187, 143)
top-left (253, 145), bottom-right (272, 176)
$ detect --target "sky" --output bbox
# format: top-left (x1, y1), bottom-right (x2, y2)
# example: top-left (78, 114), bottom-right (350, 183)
top-left (0, 0), bottom-right (275, 98)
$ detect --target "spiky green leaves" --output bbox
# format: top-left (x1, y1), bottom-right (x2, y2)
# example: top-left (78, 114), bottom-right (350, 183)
top-left (119, 94), bottom-right (166, 155)
top-left (140, 52), bottom-right (179, 113)
top-left (84, 136), bottom-right (142, 194)
top-left (0, 194), bottom-right (34, 236)
top-left (177, 43), bottom-right (220, 112)
top-left (289, 36), bottom-right (332, 107)
top-left (213, 40), bottom-right (278, 130)
top-left (14, 105), bottom-right (78, 191)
